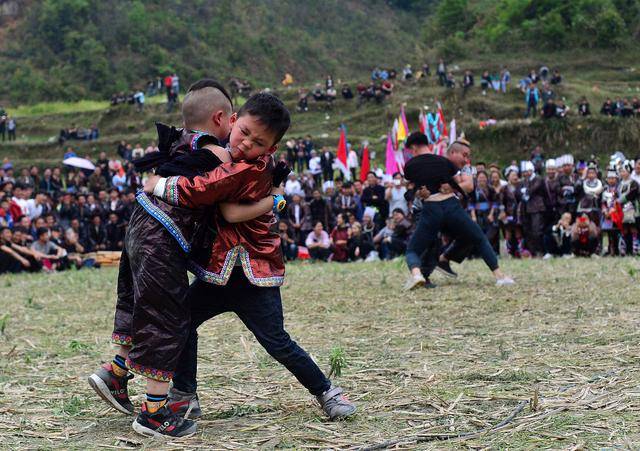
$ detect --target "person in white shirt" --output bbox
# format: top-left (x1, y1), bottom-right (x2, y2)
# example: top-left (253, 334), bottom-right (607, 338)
top-left (26, 193), bottom-right (46, 220)
top-left (131, 143), bottom-right (145, 160)
top-left (385, 172), bottom-right (408, 216)
top-left (308, 150), bottom-right (322, 186)
top-left (305, 222), bottom-right (331, 261)
top-left (347, 147), bottom-right (359, 180)
top-left (284, 173), bottom-right (303, 197)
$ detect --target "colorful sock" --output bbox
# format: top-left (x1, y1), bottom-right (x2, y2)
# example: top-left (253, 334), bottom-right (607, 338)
top-left (145, 393), bottom-right (167, 413)
top-left (112, 355), bottom-right (128, 377)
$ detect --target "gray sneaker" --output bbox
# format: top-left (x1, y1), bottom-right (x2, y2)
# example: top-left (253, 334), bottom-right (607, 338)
top-left (316, 386), bottom-right (356, 420)
top-left (167, 387), bottom-right (202, 419)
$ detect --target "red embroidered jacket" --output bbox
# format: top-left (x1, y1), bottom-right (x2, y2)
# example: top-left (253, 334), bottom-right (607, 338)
top-left (159, 154), bottom-right (284, 287)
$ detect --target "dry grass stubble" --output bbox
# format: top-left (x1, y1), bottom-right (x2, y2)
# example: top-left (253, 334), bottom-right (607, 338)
top-left (0, 257), bottom-right (639, 449)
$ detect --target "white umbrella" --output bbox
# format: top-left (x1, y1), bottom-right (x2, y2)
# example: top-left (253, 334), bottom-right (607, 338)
top-left (63, 157), bottom-right (96, 171)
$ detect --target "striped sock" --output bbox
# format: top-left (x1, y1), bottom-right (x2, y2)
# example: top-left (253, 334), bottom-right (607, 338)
top-left (145, 393), bottom-right (167, 413)
top-left (112, 355), bottom-right (128, 377)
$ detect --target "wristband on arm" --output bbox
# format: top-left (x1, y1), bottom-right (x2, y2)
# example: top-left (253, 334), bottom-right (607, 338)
top-left (273, 194), bottom-right (286, 213)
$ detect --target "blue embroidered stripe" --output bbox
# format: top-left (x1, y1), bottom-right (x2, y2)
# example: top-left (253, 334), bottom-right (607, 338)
top-left (135, 191), bottom-right (191, 253)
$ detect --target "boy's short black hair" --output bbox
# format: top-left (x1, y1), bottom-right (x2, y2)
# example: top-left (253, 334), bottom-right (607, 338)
top-left (237, 93), bottom-right (291, 145)
top-left (187, 79), bottom-right (233, 106)
top-left (405, 132), bottom-right (430, 148)
top-left (36, 227), bottom-right (49, 238)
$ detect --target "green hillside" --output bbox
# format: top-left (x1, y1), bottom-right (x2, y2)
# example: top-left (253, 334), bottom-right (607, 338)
top-left (0, 0), bottom-right (426, 104)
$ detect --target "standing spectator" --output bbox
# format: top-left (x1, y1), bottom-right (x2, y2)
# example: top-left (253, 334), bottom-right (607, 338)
top-left (550, 70), bottom-right (562, 85)
top-left (480, 70), bottom-right (491, 95)
top-left (462, 70), bottom-right (474, 97)
top-left (308, 150), bottom-right (322, 187)
top-left (334, 182), bottom-right (357, 217)
top-left (111, 164), bottom-right (127, 192)
top-left (520, 161), bottom-right (546, 256)
top-left (88, 214), bottom-right (107, 251)
top-left (309, 189), bottom-right (333, 230)
top-left (284, 173), bottom-right (303, 198)
top-left (330, 213), bottom-right (350, 262)
top-left (347, 146), bottom-right (359, 180)
top-left (361, 172), bottom-right (388, 225)
top-left (321, 147), bottom-right (335, 182)
top-left (305, 222), bottom-right (331, 261)
top-left (7, 117), bottom-right (16, 141)
top-left (385, 172), bottom-right (408, 216)
top-left (500, 66), bottom-right (511, 93)
top-left (88, 166), bottom-right (108, 194)
top-left (287, 194), bottom-right (309, 244)
top-left (0, 113), bottom-right (6, 141)
top-left (105, 212), bottom-right (124, 251)
top-left (133, 90), bottom-right (145, 112)
top-left (436, 59), bottom-right (447, 86)
top-left (524, 84), bottom-right (540, 118)
top-left (618, 161), bottom-right (639, 255)
top-left (131, 143), bottom-right (145, 160)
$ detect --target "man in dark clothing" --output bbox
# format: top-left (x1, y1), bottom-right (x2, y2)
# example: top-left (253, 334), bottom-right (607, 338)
top-left (542, 98), bottom-right (557, 119)
top-left (88, 214), bottom-right (107, 251)
top-left (403, 133), bottom-right (514, 289)
top-left (361, 172), bottom-right (388, 226)
top-left (520, 161), bottom-right (546, 256)
top-left (542, 159), bottom-right (561, 256)
top-left (320, 149), bottom-right (335, 182)
top-left (308, 189), bottom-right (333, 230)
top-left (106, 212), bottom-right (125, 251)
top-left (462, 70), bottom-right (474, 97)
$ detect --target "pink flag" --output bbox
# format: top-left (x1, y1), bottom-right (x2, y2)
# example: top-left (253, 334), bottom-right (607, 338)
top-left (385, 133), bottom-right (399, 176)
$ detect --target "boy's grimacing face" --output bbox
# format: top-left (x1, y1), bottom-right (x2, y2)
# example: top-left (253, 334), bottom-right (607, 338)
top-left (228, 114), bottom-right (278, 161)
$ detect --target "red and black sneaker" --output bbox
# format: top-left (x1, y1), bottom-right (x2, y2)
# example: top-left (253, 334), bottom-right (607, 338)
top-left (132, 403), bottom-right (197, 438)
top-left (88, 363), bottom-right (135, 415)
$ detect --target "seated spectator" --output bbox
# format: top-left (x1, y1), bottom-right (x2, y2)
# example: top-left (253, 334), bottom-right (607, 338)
top-left (305, 222), bottom-right (331, 261)
top-left (297, 90), bottom-right (309, 112)
top-left (312, 84), bottom-right (325, 102)
top-left (601, 98), bottom-right (614, 116)
top-left (329, 213), bottom-right (349, 262)
top-left (578, 98), bottom-right (591, 116)
top-left (543, 212), bottom-right (573, 258)
top-left (621, 99), bottom-right (634, 118)
top-left (613, 98), bottom-right (624, 116)
top-left (373, 218), bottom-right (395, 260)
top-left (632, 97), bottom-right (640, 116)
top-left (381, 80), bottom-right (394, 96)
top-left (555, 99), bottom-right (569, 118)
top-left (402, 64), bottom-right (413, 81)
top-left (542, 98), bottom-right (557, 119)
top-left (325, 87), bottom-right (337, 103)
top-left (347, 222), bottom-right (375, 261)
top-left (571, 214), bottom-right (599, 256)
top-left (278, 220), bottom-right (298, 261)
top-left (31, 227), bottom-right (65, 271)
top-left (550, 70), bottom-right (562, 85)
top-left (445, 72), bottom-right (455, 88)
top-left (341, 84), bottom-right (353, 100)
top-left (1, 227), bottom-right (38, 273)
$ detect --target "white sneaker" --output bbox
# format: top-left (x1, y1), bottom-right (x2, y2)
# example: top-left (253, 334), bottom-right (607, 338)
top-left (496, 276), bottom-right (515, 286)
top-left (404, 273), bottom-right (426, 291)
top-left (542, 253), bottom-right (553, 260)
top-left (562, 253), bottom-right (575, 259)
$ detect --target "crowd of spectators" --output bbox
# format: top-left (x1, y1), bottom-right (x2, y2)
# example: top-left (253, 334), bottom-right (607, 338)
top-left (1, 137), bottom-right (639, 274)
top-left (110, 73), bottom-right (180, 113)
top-left (0, 138), bottom-right (158, 274)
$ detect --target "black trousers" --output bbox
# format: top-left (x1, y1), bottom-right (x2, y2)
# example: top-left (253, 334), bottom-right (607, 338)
top-left (523, 212), bottom-right (544, 256)
top-left (112, 206), bottom-right (190, 381)
top-left (172, 268), bottom-right (331, 396)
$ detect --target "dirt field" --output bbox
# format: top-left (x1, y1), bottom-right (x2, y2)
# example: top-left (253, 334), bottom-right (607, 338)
top-left (1, 257), bottom-right (639, 450)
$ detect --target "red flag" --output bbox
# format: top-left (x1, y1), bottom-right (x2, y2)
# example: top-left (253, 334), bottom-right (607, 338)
top-left (335, 126), bottom-right (350, 180)
top-left (360, 145), bottom-right (370, 182)
top-left (611, 202), bottom-right (624, 233)
top-left (437, 102), bottom-right (447, 138)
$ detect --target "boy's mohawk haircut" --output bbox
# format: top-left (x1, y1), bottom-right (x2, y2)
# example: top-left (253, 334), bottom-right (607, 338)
top-left (237, 93), bottom-right (291, 144)
top-left (187, 78), bottom-right (233, 106)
